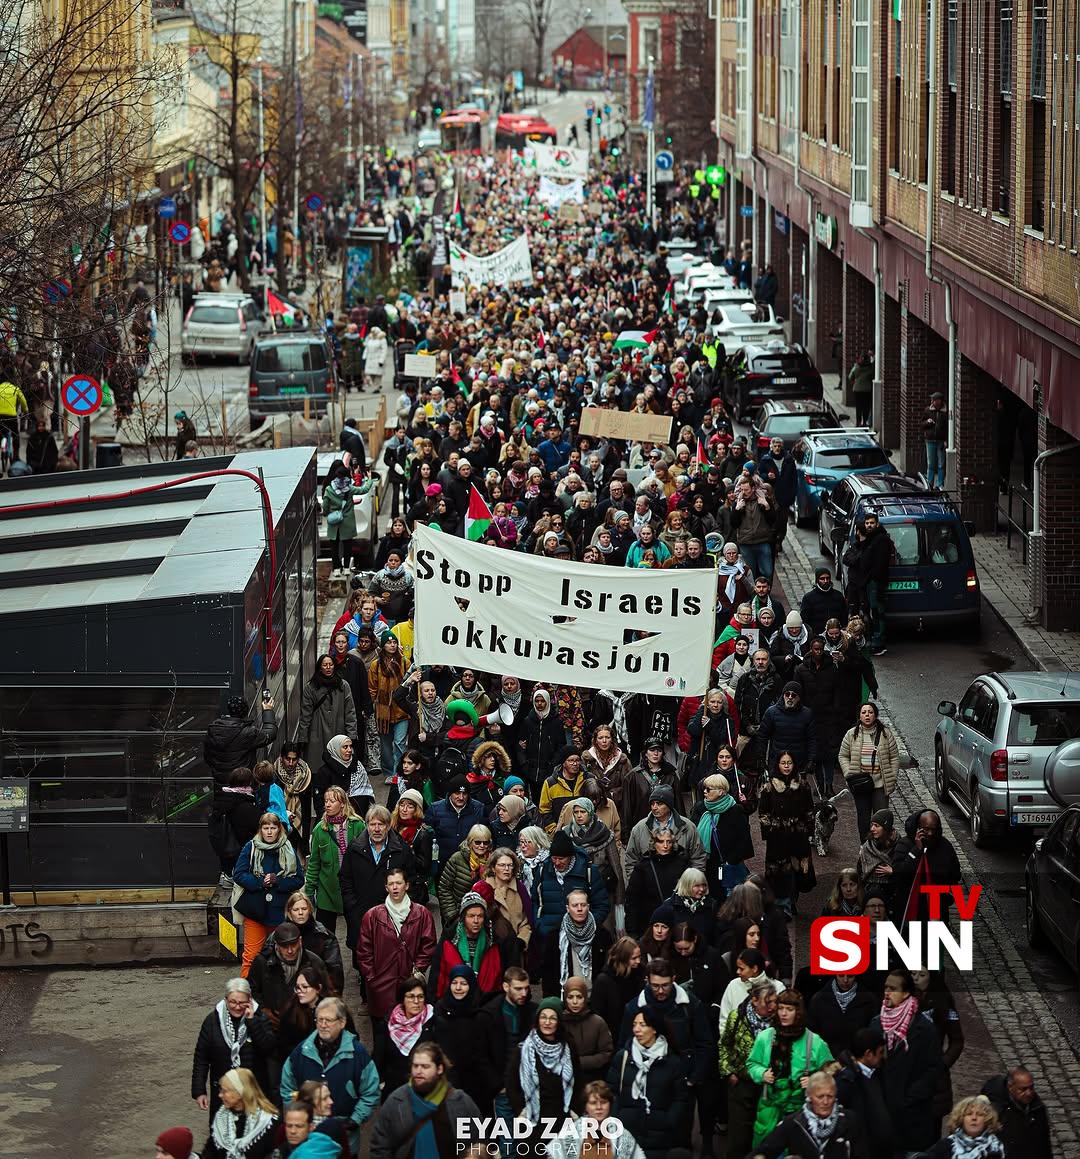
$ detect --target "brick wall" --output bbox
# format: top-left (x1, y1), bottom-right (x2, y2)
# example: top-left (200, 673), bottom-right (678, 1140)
top-left (898, 280), bottom-right (928, 475)
top-left (842, 266), bottom-right (875, 405)
top-left (1037, 418), bottom-right (1080, 630)
top-left (881, 293), bottom-right (902, 450)
top-left (815, 246), bottom-right (843, 373)
top-left (954, 356), bottom-right (998, 532)
top-left (770, 214), bottom-right (791, 320)
top-left (789, 222), bottom-right (807, 349)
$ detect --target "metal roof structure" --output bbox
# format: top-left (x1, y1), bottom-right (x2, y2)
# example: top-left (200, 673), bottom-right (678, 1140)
top-left (0, 447), bottom-right (316, 617)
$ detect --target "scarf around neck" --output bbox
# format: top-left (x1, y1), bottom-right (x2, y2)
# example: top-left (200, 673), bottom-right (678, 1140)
top-left (249, 828), bottom-right (297, 878)
top-left (519, 1029), bottom-right (575, 1121)
top-left (419, 694), bottom-right (448, 733)
top-left (947, 1128), bottom-right (1006, 1159)
top-left (630, 1034), bottom-right (669, 1111)
top-left (454, 921), bottom-right (489, 973)
top-left (385, 891), bottom-right (413, 934)
top-left (800, 1100), bottom-right (841, 1150)
top-left (879, 994), bottom-right (918, 1049)
top-left (717, 558), bottom-right (747, 603)
top-left (216, 998), bottom-right (259, 1068)
top-left (211, 1106), bottom-right (275, 1159)
top-left (387, 1000), bottom-right (433, 1055)
top-left (558, 910), bottom-right (597, 986)
top-left (695, 792), bottom-right (736, 847)
top-left (832, 979), bottom-right (859, 1012)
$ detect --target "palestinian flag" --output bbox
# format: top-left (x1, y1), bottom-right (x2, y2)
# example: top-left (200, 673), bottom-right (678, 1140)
top-left (537, 324), bottom-right (547, 350)
top-left (267, 289), bottom-right (299, 327)
top-left (451, 189), bottom-right (464, 229)
top-left (465, 484), bottom-right (494, 542)
top-left (696, 437), bottom-right (709, 471)
top-left (661, 279), bottom-right (674, 314)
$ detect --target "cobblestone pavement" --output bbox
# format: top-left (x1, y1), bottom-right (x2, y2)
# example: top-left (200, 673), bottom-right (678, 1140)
top-left (774, 531), bottom-right (1080, 1159)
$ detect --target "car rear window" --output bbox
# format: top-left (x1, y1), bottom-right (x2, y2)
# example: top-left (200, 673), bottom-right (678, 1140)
top-left (816, 447), bottom-right (889, 469)
top-left (256, 343), bottom-right (328, 372)
top-left (1009, 704), bottom-right (1080, 745)
top-left (883, 520), bottom-right (964, 566)
top-left (751, 353), bottom-right (812, 373)
top-left (189, 305), bottom-right (238, 325)
top-left (765, 414), bottom-right (830, 437)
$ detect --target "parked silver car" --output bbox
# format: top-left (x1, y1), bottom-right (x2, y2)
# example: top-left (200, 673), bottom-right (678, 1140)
top-left (181, 294), bottom-right (262, 364)
top-left (935, 671), bottom-right (1080, 846)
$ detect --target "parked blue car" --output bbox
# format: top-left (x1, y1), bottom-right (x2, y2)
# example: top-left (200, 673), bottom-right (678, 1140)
top-left (793, 429), bottom-right (896, 524)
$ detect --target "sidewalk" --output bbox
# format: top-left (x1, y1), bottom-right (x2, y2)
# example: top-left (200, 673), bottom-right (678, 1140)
top-left (817, 370), bottom-right (1080, 674)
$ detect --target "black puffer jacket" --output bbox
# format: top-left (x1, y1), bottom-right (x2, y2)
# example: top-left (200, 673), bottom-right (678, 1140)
top-left (798, 584), bottom-right (848, 637)
top-left (204, 708), bottom-right (278, 790)
top-left (794, 657), bottom-right (846, 752)
top-left (734, 664), bottom-right (783, 734)
top-left (624, 850), bottom-right (689, 936)
top-left (191, 1006), bottom-right (276, 1117)
top-left (758, 700), bottom-right (817, 771)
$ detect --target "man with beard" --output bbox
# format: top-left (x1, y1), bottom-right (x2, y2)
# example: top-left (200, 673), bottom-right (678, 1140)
top-left (891, 809), bottom-right (962, 923)
top-left (799, 567), bottom-right (848, 637)
top-left (734, 648), bottom-right (783, 775)
top-left (370, 1042), bottom-right (484, 1157)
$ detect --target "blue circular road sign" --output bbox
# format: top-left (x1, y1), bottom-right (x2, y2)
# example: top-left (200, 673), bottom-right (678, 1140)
top-left (169, 221), bottom-right (192, 244)
top-left (305, 192), bottom-right (324, 212)
top-left (62, 374), bottom-right (102, 416)
top-left (655, 150), bottom-right (675, 170)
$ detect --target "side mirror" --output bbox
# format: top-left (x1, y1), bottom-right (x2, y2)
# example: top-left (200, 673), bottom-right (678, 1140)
top-left (938, 700), bottom-right (957, 718)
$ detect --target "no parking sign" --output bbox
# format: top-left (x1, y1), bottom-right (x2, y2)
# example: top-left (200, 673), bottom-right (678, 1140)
top-left (305, 191), bottom-right (324, 212)
top-left (61, 374), bottom-right (102, 417)
top-left (168, 221), bottom-right (192, 245)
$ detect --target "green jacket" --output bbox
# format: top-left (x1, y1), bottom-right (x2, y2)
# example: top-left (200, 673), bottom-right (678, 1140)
top-left (322, 480), bottom-right (358, 541)
top-left (436, 840), bottom-right (479, 926)
top-left (718, 1004), bottom-right (762, 1078)
top-left (747, 1027), bottom-right (833, 1143)
top-left (305, 817), bottom-right (365, 914)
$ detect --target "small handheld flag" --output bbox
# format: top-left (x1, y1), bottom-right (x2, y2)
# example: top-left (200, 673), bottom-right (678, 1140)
top-left (465, 484), bottom-right (494, 542)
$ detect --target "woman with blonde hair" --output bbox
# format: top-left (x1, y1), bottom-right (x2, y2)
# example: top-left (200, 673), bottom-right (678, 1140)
top-left (916, 1095), bottom-right (1004, 1159)
top-left (304, 786), bottom-right (364, 934)
top-left (437, 823), bottom-right (494, 926)
top-left (201, 1066), bottom-right (278, 1159)
top-left (233, 812), bottom-right (304, 976)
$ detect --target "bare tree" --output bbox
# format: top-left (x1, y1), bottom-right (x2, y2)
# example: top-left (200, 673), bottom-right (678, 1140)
top-left (657, 0), bottom-right (715, 160)
top-left (516, 0), bottom-right (556, 86)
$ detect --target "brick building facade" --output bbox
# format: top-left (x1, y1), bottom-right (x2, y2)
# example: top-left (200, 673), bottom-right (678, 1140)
top-left (714, 0), bottom-right (1080, 630)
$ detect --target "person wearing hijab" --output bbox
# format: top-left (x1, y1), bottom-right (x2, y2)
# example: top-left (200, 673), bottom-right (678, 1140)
top-left (489, 791), bottom-right (535, 846)
top-left (607, 1006), bottom-right (691, 1158)
top-left (559, 794), bottom-right (625, 919)
top-left (317, 735), bottom-right (373, 820)
top-left (506, 999), bottom-right (580, 1142)
top-left (297, 653), bottom-right (358, 776)
top-left (431, 963), bottom-right (498, 1110)
top-left (561, 976), bottom-right (614, 1087)
top-left (518, 688), bottom-right (569, 796)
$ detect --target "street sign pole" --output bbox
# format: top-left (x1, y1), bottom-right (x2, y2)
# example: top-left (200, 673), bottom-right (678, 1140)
top-left (79, 417), bottom-right (90, 470)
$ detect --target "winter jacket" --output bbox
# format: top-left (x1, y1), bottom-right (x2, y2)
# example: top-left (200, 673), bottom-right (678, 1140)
top-left (807, 981), bottom-right (880, 1057)
top-left (753, 1107), bottom-right (867, 1159)
top-left (923, 403), bottom-right (948, 442)
top-left (322, 481), bottom-right (358, 542)
top-left (747, 1027), bottom-right (834, 1140)
top-left (623, 813), bottom-right (706, 879)
top-left (201, 1110), bottom-right (278, 1159)
top-left (580, 748), bottom-right (633, 813)
top-left (769, 628), bottom-right (812, 682)
top-left (431, 1001), bottom-right (499, 1109)
top-left (758, 700), bottom-right (818, 771)
top-left (532, 849), bottom-right (611, 935)
top-left (684, 700), bottom-right (741, 789)
top-left (691, 798), bottom-right (755, 886)
top-left (204, 708), bottom-right (278, 788)
top-left (339, 829), bottom-right (417, 948)
top-left (980, 1073), bottom-right (1053, 1159)
top-left (436, 840), bottom-right (482, 927)
top-left (718, 1000), bottom-right (764, 1078)
top-left (732, 496), bottom-right (775, 545)
top-left (355, 899), bottom-right (437, 1018)
top-left (368, 1082), bottom-right (482, 1159)
top-left (233, 840), bottom-right (305, 926)
top-left (607, 1045), bottom-right (691, 1157)
top-left (430, 919), bottom-right (508, 999)
top-left (426, 796), bottom-right (485, 878)
top-left (280, 1030), bottom-right (380, 1130)
top-left (794, 656), bottom-right (847, 753)
top-left (517, 707), bottom-right (569, 790)
top-left (488, 802), bottom-right (543, 846)
top-left (839, 722), bottom-right (901, 795)
top-left (591, 965), bottom-right (645, 1038)
top-left (547, 1120), bottom-right (648, 1159)
top-left (538, 769), bottom-right (587, 833)
top-left (621, 761), bottom-right (680, 830)
top-left (249, 947), bottom-right (328, 1018)
top-left (835, 1060), bottom-right (893, 1154)
top-left (540, 924), bottom-right (613, 998)
top-left (563, 1009), bottom-right (615, 1083)
top-left (624, 850), bottom-right (689, 936)
top-left (296, 680), bottom-right (357, 774)
top-left (363, 332), bottom-right (388, 376)
top-left (616, 982), bottom-right (714, 1085)
top-left (260, 918), bottom-right (344, 995)
top-left (214, 790), bottom-right (261, 860)
top-left (504, 1036), bottom-right (582, 1122)
top-left (758, 452), bottom-right (797, 507)
top-left (191, 1005), bottom-right (276, 1112)
top-left (734, 664), bottom-right (783, 735)
top-left (870, 1010), bottom-right (942, 1151)
top-left (305, 817), bottom-right (366, 916)
top-left (799, 584), bottom-right (848, 637)
top-left (395, 821), bottom-right (435, 903)
top-left (478, 990), bottom-right (538, 1082)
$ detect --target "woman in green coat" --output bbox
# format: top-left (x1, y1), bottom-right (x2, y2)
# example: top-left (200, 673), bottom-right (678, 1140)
top-left (304, 785), bottom-right (365, 934)
top-left (436, 825), bottom-right (492, 927)
top-left (322, 463), bottom-right (357, 577)
top-left (746, 988), bottom-right (833, 1143)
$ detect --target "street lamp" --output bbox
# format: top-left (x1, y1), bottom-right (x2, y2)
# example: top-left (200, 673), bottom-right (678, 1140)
top-left (255, 57), bottom-right (267, 270)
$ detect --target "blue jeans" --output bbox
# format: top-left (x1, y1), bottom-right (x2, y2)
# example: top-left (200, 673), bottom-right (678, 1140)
top-left (493, 1091), bottom-right (515, 1157)
top-left (378, 719), bottom-right (408, 778)
top-left (925, 439), bottom-right (945, 488)
top-left (739, 541), bottom-right (774, 581)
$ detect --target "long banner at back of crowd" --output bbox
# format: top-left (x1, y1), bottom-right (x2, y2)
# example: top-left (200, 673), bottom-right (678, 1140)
top-left (449, 234), bottom-right (534, 287)
top-left (528, 141), bottom-right (590, 181)
top-left (536, 175), bottom-right (586, 207)
top-left (411, 525), bottom-right (714, 695)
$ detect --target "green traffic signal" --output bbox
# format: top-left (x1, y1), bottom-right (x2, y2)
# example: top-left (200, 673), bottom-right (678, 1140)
top-left (664, 135), bottom-right (672, 145)
top-left (611, 146), bottom-right (620, 156)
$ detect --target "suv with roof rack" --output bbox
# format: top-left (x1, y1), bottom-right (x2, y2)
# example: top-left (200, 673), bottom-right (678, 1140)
top-left (818, 474), bottom-right (980, 632)
top-left (791, 426), bottom-right (896, 523)
top-left (936, 671), bottom-right (1080, 846)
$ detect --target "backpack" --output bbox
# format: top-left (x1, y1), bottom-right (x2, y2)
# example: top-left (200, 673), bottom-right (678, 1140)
top-left (433, 746), bottom-right (468, 793)
top-left (207, 806), bottom-right (242, 865)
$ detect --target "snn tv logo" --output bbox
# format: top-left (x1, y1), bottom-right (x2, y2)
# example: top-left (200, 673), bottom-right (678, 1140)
top-left (809, 885), bottom-right (983, 974)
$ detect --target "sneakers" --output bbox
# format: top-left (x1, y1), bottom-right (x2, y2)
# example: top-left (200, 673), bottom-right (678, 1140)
top-left (873, 646), bottom-right (888, 657)
top-left (218, 873), bottom-right (233, 888)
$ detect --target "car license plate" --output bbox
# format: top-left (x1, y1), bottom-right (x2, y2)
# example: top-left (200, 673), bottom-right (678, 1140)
top-left (1012, 812), bottom-right (1058, 826)
top-left (773, 377), bottom-right (798, 385)
top-left (279, 385), bottom-right (307, 395)
top-left (887, 580), bottom-right (920, 591)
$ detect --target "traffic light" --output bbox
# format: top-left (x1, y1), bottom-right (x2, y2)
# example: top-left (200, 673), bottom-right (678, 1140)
top-left (664, 135), bottom-right (672, 145)
top-left (610, 145), bottom-right (621, 157)
top-left (433, 104), bottom-right (443, 117)
top-left (705, 164), bottom-right (726, 186)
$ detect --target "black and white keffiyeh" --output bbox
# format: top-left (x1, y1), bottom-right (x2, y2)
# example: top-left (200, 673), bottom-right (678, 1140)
top-left (211, 1106), bottom-right (275, 1158)
top-left (518, 1030), bottom-right (575, 1121)
top-left (557, 910), bottom-right (597, 987)
top-left (215, 998), bottom-right (259, 1068)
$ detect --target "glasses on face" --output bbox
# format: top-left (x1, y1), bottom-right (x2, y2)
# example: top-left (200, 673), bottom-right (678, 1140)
top-left (315, 1016), bottom-right (343, 1027)
top-left (473, 839), bottom-right (492, 848)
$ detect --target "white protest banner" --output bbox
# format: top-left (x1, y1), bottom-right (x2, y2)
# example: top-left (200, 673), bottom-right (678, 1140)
top-left (530, 141), bottom-right (590, 181)
top-left (537, 175), bottom-right (585, 208)
top-left (403, 353), bottom-right (438, 377)
top-left (449, 234), bottom-right (534, 287)
top-left (411, 524), bottom-right (714, 695)
top-left (448, 289), bottom-right (467, 314)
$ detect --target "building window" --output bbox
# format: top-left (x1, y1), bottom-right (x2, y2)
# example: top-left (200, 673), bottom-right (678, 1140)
top-left (891, 9), bottom-right (901, 170)
top-left (1028, 0), bottom-right (1046, 232)
top-left (817, 0), bottom-right (827, 137)
top-left (831, 0), bottom-right (841, 145)
top-left (919, 0), bottom-right (930, 183)
top-left (996, 0), bottom-right (1013, 215)
top-left (965, 0), bottom-right (987, 207)
top-left (1074, 0), bottom-right (1080, 246)
top-left (850, 0), bottom-right (872, 215)
top-left (942, 0), bottom-right (957, 193)
top-left (735, 0), bottom-right (752, 156)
